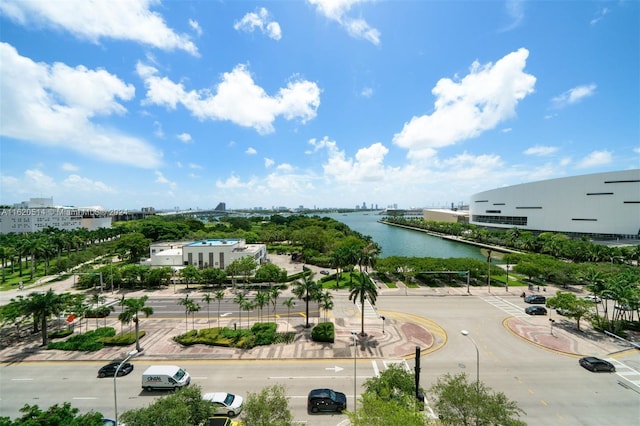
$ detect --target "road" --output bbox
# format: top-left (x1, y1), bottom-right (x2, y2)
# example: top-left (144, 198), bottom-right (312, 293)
top-left (2, 293), bottom-right (639, 425)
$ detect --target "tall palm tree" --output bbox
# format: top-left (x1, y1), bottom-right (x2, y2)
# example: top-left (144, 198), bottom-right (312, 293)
top-left (178, 295), bottom-right (193, 332)
top-left (241, 299), bottom-right (254, 329)
top-left (321, 291), bottom-right (334, 322)
top-left (118, 296), bottom-right (153, 352)
top-left (24, 289), bottom-right (67, 346)
top-left (282, 297), bottom-right (295, 333)
top-left (254, 291), bottom-right (268, 323)
top-left (292, 272), bottom-right (321, 328)
top-left (349, 272), bottom-right (378, 336)
top-left (269, 286), bottom-right (281, 323)
top-left (202, 293), bottom-right (213, 328)
top-left (214, 290), bottom-right (225, 328)
top-left (234, 292), bottom-right (247, 329)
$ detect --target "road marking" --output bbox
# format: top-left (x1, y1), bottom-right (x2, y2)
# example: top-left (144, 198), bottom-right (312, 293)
top-left (72, 397), bottom-right (98, 400)
top-left (482, 296), bottom-right (527, 318)
top-left (325, 366), bottom-right (344, 372)
top-left (11, 378), bottom-right (33, 381)
top-left (269, 376), bottom-right (372, 380)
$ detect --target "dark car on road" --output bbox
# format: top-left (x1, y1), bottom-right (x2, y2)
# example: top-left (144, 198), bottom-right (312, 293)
top-left (524, 295), bottom-right (546, 304)
top-left (525, 306), bottom-right (547, 315)
top-left (307, 388), bottom-right (347, 414)
top-left (579, 357), bottom-right (615, 372)
top-left (98, 361), bottom-right (134, 378)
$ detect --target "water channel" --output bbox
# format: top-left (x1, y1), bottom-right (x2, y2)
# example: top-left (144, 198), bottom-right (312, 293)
top-left (319, 211), bottom-right (486, 261)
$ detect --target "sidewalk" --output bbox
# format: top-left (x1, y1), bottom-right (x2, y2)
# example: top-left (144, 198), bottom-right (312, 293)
top-left (0, 281), bottom-right (633, 364)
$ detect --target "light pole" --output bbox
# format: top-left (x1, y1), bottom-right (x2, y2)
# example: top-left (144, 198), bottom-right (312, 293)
top-left (380, 315), bottom-right (386, 334)
top-left (460, 330), bottom-right (479, 387)
top-left (505, 264), bottom-right (510, 292)
top-left (351, 330), bottom-right (358, 412)
top-left (114, 349), bottom-right (138, 425)
top-left (461, 330), bottom-right (480, 425)
top-left (486, 250), bottom-right (492, 293)
top-left (549, 318), bottom-right (556, 336)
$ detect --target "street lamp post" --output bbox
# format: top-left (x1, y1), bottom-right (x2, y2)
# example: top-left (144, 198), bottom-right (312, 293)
top-left (114, 349), bottom-right (138, 425)
top-left (487, 250), bottom-right (492, 293)
top-left (351, 330), bottom-right (357, 412)
top-left (460, 330), bottom-right (479, 387)
top-left (549, 318), bottom-right (556, 336)
top-left (505, 264), bottom-right (510, 292)
top-left (380, 315), bottom-right (386, 334)
top-left (461, 330), bottom-right (480, 425)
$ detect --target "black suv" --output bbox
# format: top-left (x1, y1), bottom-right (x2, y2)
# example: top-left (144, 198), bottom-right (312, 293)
top-left (524, 295), bottom-right (546, 304)
top-left (307, 388), bottom-right (347, 413)
top-left (98, 361), bottom-right (134, 378)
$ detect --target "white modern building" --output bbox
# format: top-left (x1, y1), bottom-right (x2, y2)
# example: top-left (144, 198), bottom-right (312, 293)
top-left (142, 239), bottom-right (268, 270)
top-left (469, 170), bottom-right (640, 239)
top-left (0, 197), bottom-right (112, 234)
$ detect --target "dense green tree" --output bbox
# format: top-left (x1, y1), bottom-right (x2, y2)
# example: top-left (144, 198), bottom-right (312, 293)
top-left (545, 292), bottom-right (593, 330)
top-left (0, 402), bottom-right (104, 426)
top-left (429, 373), bottom-right (525, 426)
top-left (348, 392), bottom-right (427, 426)
top-left (180, 264), bottom-right (201, 289)
top-left (254, 262), bottom-right (286, 284)
top-left (24, 289), bottom-right (68, 346)
top-left (240, 384), bottom-right (294, 426)
top-left (201, 267), bottom-right (227, 286)
top-left (120, 386), bottom-right (213, 426)
top-left (116, 232), bottom-right (151, 262)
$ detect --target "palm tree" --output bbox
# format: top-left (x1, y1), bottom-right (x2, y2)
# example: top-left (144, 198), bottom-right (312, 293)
top-left (282, 297), bottom-right (295, 333)
top-left (349, 272), bottom-right (378, 336)
top-left (24, 289), bottom-right (66, 346)
top-left (202, 293), bottom-right (213, 328)
top-left (292, 272), bottom-right (321, 328)
top-left (234, 292), bottom-right (247, 329)
top-left (241, 299), bottom-right (254, 329)
top-left (178, 295), bottom-right (193, 332)
top-left (321, 290), bottom-right (334, 322)
top-left (118, 296), bottom-right (153, 352)
top-left (254, 291), bottom-right (268, 323)
top-left (214, 290), bottom-right (225, 327)
top-left (188, 300), bottom-right (201, 330)
top-left (269, 287), bottom-right (281, 323)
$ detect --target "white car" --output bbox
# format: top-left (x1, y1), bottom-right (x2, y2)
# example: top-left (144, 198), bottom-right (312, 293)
top-left (203, 392), bottom-right (244, 417)
top-left (583, 295), bottom-right (602, 303)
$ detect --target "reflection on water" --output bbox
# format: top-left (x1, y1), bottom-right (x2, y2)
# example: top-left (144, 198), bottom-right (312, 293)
top-left (320, 212), bottom-right (485, 260)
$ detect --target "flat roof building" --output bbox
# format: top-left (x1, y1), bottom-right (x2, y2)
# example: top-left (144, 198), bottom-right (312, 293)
top-left (469, 170), bottom-right (640, 240)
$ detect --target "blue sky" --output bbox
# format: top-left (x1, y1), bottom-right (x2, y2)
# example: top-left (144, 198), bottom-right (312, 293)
top-left (1, 0), bottom-right (638, 211)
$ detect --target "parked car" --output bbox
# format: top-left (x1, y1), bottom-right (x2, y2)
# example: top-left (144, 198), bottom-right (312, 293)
top-left (556, 308), bottom-right (573, 316)
top-left (524, 295), bottom-right (546, 304)
top-left (98, 361), bottom-right (134, 378)
top-left (615, 304), bottom-right (632, 311)
top-left (307, 388), bottom-right (347, 414)
top-left (583, 295), bottom-right (602, 303)
top-left (579, 357), bottom-right (615, 372)
top-left (203, 392), bottom-right (244, 417)
top-left (319, 270), bottom-right (329, 275)
top-left (525, 306), bottom-right (547, 315)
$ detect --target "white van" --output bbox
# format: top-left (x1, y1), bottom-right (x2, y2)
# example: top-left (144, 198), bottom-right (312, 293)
top-left (141, 365), bottom-right (191, 391)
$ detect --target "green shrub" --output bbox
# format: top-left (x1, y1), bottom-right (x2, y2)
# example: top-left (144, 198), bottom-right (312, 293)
top-left (47, 327), bottom-right (115, 351)
top-left (311, 322), bottom-right (334, 343)
top-left (49, 329), bottom-right (73, 339)
top-left (102, 331), bottom-right (145, 346)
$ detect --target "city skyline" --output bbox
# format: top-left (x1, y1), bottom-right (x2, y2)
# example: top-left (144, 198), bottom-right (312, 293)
top-left (1, 0), bottom-right (638, 210)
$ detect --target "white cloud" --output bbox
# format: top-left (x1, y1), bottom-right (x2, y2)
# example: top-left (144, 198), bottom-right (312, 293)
top-left (551, 84), bottom-right (597, 108)
top-left (576, 150), bottom-right (612, 169)
top-left (277, 163), bottom-right (294, 172)
top-left (188, 163), bottom-right (202, 169)
top-left (361, 87), bottom-right (373, 98)
top-left (246, 147), bottom-right (257, 155)
top-left (0, 43), bottom-right (163, 168)
top-left (313, 136), bottom-right (390, 183)
top-left (189, 19), bottom-right (203, 36)
top-left (500, 0), bottom-right (525, 32)
top-left (308, 0), bottom-right (380, 45)
top-left (155, 170), bottom-right (177, 189)
top-left (524, 145), bottom-right (558, 156)
top-left (63, 174), bottom-right (116, 193)
top-left (0, 169), bottom-right (116, 199)
top-left (234, 7), bottom-right (282, 40)
top-left (137, 62), bottom-right (321, 134)
top-left (264, 158), bottom-right (275, 168)
top-left (177, 133), bottom-right (192, 143)
top-left (393, 48), bottom-right (536, 153)
top-left (153, 121), bottom-right (164, 138)
top-left (590, 7), bottom-right (609, 26)
top-left (62, 162), bottom-right (79, 172)
top-left (0, 0), bottom-right (198, 55)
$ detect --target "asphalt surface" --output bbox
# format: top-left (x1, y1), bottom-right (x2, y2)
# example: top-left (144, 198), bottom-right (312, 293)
top-left (0, 267), bottom-right (634, 364)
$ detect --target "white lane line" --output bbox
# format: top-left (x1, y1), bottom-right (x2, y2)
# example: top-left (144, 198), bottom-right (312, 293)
top-left (11, 378), bottom-right (34, 381)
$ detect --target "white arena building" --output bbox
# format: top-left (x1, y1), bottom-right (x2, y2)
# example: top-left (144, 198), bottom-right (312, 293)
top-left (469, 170), bottom-right (640, 239)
